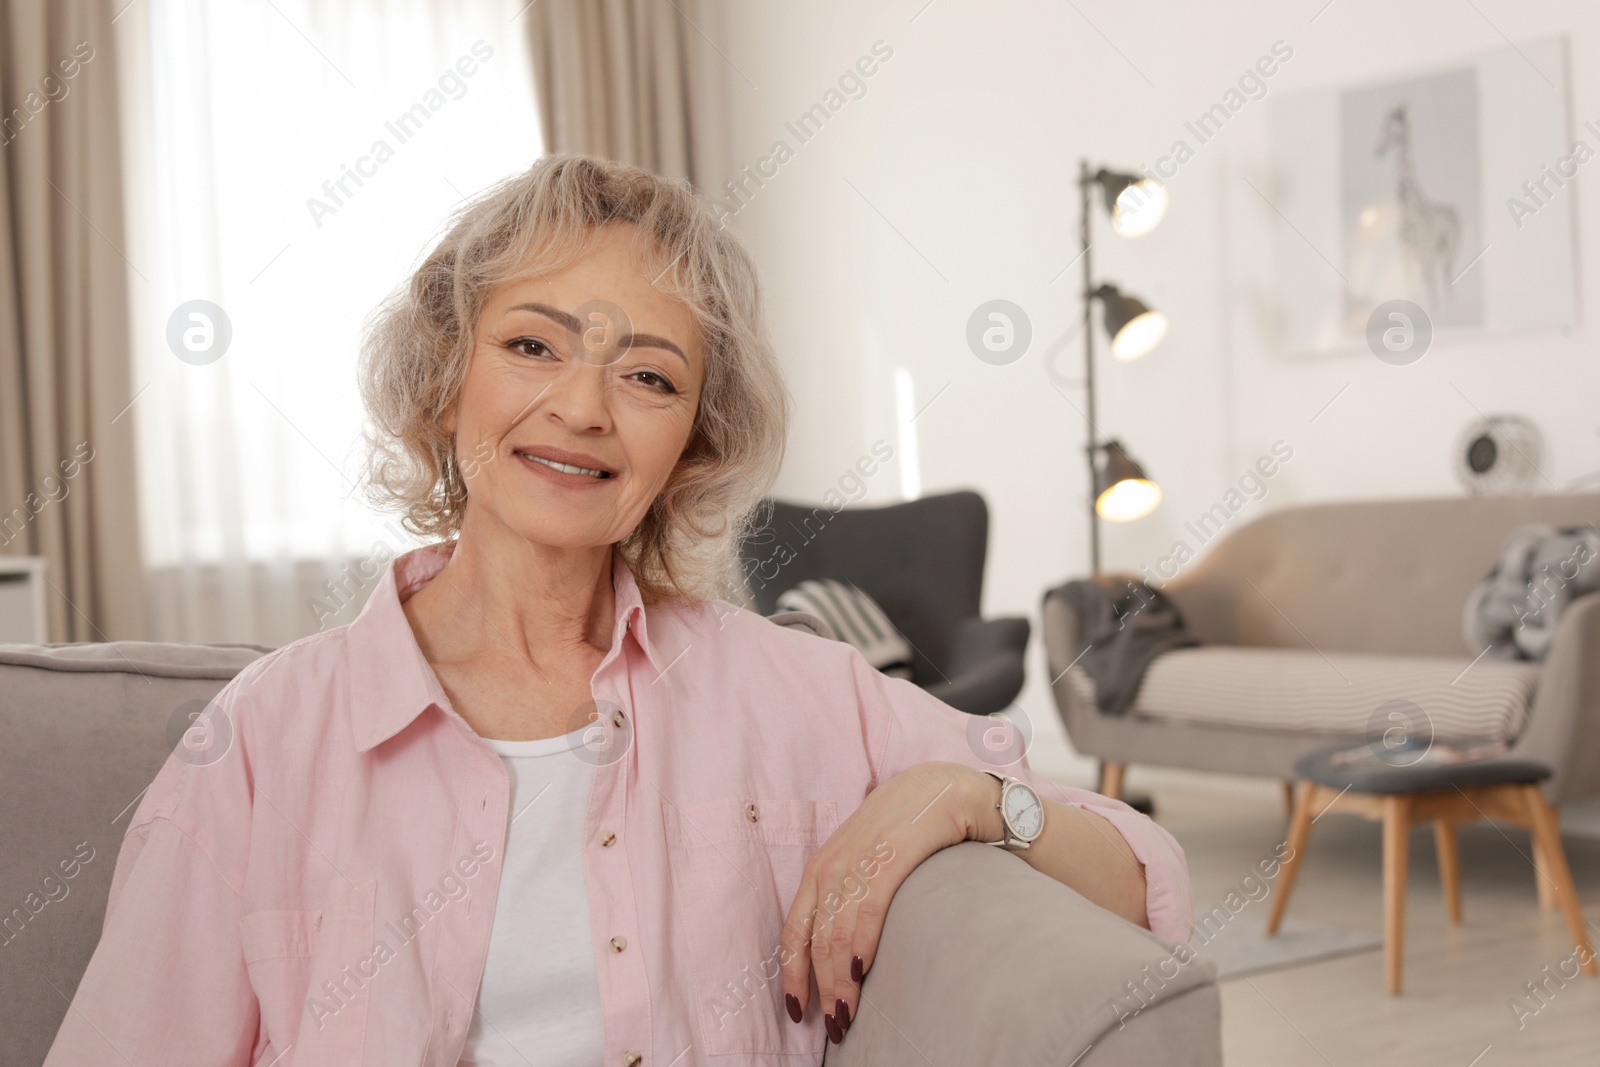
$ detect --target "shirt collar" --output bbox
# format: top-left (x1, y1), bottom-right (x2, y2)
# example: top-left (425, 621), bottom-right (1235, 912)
top-left (346, 541), bottom-right (660, 753)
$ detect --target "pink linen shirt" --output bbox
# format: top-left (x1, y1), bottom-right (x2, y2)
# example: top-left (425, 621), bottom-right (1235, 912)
top-left (46, 543), bottom-right (1192, 1067)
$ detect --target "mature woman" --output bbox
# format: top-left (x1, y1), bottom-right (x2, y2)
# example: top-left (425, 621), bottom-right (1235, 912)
top-left (47, 156), bottom-right (1191, 1067)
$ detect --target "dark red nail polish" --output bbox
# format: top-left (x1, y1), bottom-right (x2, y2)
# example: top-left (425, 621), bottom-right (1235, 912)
top-left (851, 955), bottom-right (864, 983)
top-left (785, 992), bottom-right (802, 1023)
top-left (836, 997), bottom-right (851, 1030)
top-left (825, 1013), bottom-right (843, 1044)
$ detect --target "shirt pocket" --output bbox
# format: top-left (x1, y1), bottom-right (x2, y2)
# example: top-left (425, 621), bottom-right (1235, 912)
top-left (664, 796), bottom-right (839, 1056)
top-left (240, 878), bottom-right (375, 1066)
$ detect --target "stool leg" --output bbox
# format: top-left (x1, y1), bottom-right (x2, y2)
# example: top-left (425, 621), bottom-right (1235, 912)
top-left (1434, 820), bottom-right (1462, 925)
top-left (1267, 781), bottom-right (1317, 936)
top-left (1383, 795), bottom-right (1411, 995)
top-left (1534, 835), bottom-right (1557, 912)
top-left (1523, 786), bottom-right (1597, 975)
top-left (1100, 761), bottom-right (1126, 802)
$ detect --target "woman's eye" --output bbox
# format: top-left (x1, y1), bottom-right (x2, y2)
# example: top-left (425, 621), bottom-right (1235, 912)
top-left (630, 370), bottom-right (677, 394)
top-left (508, 337), bottom-right (553, 359)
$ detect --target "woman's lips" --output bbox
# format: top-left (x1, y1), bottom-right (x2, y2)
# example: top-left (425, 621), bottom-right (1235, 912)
top-left (514, 450), bottom-right (617, 488)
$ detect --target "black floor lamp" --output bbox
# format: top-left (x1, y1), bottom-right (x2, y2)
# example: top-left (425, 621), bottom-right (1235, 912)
top-left (1078, 159), bottom-right (1169, 813)
top-left (1077, 159), bottom-right (1169, 575)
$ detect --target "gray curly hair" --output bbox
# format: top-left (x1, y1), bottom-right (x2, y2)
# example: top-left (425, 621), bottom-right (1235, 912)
top-left (358, 155), bottom-right (790, 604)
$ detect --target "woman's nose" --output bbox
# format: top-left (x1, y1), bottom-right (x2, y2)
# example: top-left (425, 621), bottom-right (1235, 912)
top-left (542, 359), bottom-right (611, 432)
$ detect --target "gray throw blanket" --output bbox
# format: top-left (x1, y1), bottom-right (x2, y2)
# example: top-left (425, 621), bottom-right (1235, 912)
top-left (1464, 524), bottom-right (1600, 661)
top-left (1048, 576), bottom-right (1200, 716)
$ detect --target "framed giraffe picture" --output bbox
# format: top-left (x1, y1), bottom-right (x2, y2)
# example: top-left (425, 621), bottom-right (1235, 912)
top-left (1265, 36), bottom-right (1575, 354)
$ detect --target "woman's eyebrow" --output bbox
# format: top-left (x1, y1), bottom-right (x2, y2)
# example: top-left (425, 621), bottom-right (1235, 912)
top-left (508, 301), bottom-right (689, 367)
top-left (508, 301), bottom-right (582, 333)
top-left (618, 332), bottom-right (688, 367)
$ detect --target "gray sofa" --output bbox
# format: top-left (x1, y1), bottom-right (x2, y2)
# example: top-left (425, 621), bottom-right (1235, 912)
top-left (1045, 493), bottom-right (1600, 804)
top-left (1, 641), bottom-right (1219, 1066)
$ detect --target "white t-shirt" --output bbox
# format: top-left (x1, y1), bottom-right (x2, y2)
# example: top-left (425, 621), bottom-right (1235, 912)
top-left (457, 725), bottom-right (605, 1067)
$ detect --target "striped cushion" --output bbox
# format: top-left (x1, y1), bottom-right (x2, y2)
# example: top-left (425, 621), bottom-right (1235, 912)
top-left (1093, 648), bottom-right (1539, 744)
top-left (776, 579), bottom-right (914, 680)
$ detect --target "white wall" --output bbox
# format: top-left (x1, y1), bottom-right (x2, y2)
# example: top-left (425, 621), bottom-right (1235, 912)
top-left (710, 0), bottom-right (1600, 782)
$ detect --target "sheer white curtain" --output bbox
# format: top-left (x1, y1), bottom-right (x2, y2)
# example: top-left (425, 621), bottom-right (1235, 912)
top-left (117, 0), bottom-right (542, 645)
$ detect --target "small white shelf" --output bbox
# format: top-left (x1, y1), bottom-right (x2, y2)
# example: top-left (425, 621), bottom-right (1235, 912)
top-left (0, 556), bottom-right (49, 643)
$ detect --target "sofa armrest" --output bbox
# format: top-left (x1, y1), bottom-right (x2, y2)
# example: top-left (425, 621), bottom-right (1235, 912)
top-left (826, 842), bottom-right (1220, 1067)
top-left (1510, 592), bottom-right (1600, 803)
top-left (1041, 586), bottom-right (1099, 727)
top-left (921, 616), bottom-right (1029, 716)
top-left (923, 655), bottom-right (1024, 717)
top-left (945, 615), bottom-right (1031, 675)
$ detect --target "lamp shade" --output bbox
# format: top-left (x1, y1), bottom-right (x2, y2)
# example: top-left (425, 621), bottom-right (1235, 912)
top-left (1095, 440), bottom-right (1162, 522)
top-left (1095, 169), bottom-right (1168, 238)
top-left (1094, 285), bottom-right (1168, 362)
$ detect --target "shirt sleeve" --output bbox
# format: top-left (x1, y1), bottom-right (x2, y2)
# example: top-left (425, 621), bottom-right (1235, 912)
top-left (850, 649), bottom-right (1194, 944)
top-left (43, 691), bottom-right (260, 1065)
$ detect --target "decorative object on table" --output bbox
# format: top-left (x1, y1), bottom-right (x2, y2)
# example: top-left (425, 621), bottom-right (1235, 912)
top-left (1268, 742), bottom-right (1596, 995)
top-left (776, 578), bottom-right (914, 679)
top-left (1045, 576), bottom-right (1199, 716)
top-left (1076, 162), bottom-right (1169, 574)
top-left (1266, 35), bottom-right (1576, 353)
top-left (1454, 414), bottom-right (1543, 495)
top-left (1463, 523), bottom-right (1600, 660)
top-left (739, 491), bottom-right (1029, 716)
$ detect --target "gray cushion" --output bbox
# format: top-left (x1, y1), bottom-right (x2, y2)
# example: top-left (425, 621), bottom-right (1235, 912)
top-left (1127, 647), bottom-right (1540, 744)
top-left (0, 641), bottom-right (268, 1065)
top-left (1294, 742), bottom-right (1551, 794)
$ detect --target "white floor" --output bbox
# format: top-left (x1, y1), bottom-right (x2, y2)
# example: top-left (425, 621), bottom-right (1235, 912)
top-left (1126, 767), bottom-right (1600, 1067)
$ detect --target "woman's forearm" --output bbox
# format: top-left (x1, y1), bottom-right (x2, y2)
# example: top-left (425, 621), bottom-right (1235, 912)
top-left (957, 764), bottom-right (1151, 929)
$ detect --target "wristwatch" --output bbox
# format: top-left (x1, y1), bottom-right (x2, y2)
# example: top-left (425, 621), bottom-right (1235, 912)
top-left (980, 769), bottom-right (1045, 851)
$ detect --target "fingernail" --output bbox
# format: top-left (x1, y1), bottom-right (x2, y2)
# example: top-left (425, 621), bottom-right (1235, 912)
top-left (825, 1013), bottom-right (843, 1044)
top-left (835, 997), bottom-right (851, 1030)
top-left (785, 992), bottom-right (802, 1024)
top-left (851, 955), bottom-right (864, 983)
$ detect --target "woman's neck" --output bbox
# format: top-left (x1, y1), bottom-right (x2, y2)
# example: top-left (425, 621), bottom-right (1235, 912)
top-left (403, 507), bottom-right (617, 669)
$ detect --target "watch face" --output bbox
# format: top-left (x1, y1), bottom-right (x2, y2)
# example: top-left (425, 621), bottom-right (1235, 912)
top-left (1003, 782), bottom-right (1044, 840)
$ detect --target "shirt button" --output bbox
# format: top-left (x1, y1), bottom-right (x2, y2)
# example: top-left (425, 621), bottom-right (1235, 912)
top-left (612, 708), bottom-right (626, 728)
top-left (610, 935), bottom-right (628, 952)
top-left (599, 829), bottom-right (617, 847)
top-left (623, 1051), bottom-right (642, 1067)
top-left (746, 803), bottom-right (759, 823)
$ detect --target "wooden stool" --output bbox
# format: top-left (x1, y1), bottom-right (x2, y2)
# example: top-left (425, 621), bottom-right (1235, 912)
top-left (1265, 747), bottom-right (1595, 995)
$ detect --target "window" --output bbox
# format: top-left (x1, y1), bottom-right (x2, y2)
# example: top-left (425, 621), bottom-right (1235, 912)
top-left (119, 0), bottom-right (541, 642)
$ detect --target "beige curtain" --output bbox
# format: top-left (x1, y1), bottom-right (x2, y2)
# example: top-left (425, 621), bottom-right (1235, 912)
top-left (0, 0), bottom-right (146, 641)
top-left (524, 0), bottom-right (728, 186)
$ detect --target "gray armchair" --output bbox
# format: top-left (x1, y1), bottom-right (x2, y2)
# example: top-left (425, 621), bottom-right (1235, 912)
top-left (2, 640), bottom-right (1219, 1067)
top-left (740, 490), bottom-right (1030, 715)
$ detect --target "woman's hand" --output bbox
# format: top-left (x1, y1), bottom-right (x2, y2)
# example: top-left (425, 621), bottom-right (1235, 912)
top-left (778, 760), bottom-right (1152, 1044)
top-left (778, 760), bottom-right (989, 1044)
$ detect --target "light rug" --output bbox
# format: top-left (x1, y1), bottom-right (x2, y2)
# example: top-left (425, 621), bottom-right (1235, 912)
top-left (1192, 917), bottom-right (1382, 980)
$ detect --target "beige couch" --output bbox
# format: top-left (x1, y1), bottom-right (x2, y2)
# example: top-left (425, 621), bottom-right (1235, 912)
top-left (1045, 494), bottom-right (1600, 803)
top-left (1, 640), bottom-right (1220, 1066)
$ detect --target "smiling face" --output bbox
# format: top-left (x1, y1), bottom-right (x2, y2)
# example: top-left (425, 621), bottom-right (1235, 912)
top-left (446, 224), bottom-right (704, 552)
